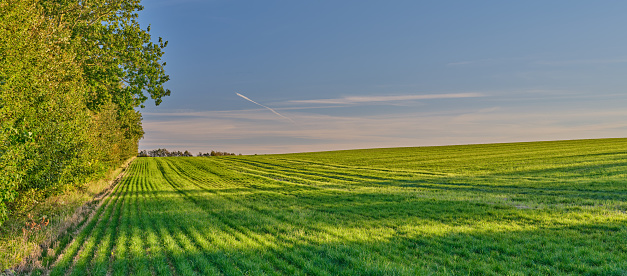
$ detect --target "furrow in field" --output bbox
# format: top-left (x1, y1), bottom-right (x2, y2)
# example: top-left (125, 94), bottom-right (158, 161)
top-left (170, 158), bottom-right (358, 228)
top-left (157, 158), bottom-right (328, 275)
top-left (206, 166), bottom-right (443, 272)
top-left (177, 158), bottom-right (395, 224)
top-left (39, 138), bottom-right (627, 275)
top-left (68, 176), bottom-right (130, 276)
top-left (48, 165), bottom-right (132, 276)
top-left (217, 164), bottom-right (343, 191)
top-left (153, 159), bottom-right (282, 274)
top-left (129, 160), bottom-right (156, 275)
top-left (257, 153), bottom-right (627, 205)
top-left (218, 157), bottom-right (449, 191)
top-left (270, 156), bottom-right (451, 176)
top-left (167, 158), bottom-right (522, 274)
top-left (135, 160), bottom-right (177, 276)
top-left (108, 161), bottom-right (141, 276)
top-left (207, 159), bottom-right (435, 227)
top-left (152, 158), bottom-right (281, 275)
top-left (211, 161), bottom-right (418, 274)
top-left (149, 206), bottom-right (201, 275)
top-left (231, 156), bottom-right (439, 179)
top-left (276, 140), bottom-right (627, 175)
top-left (220, 158), bottom-right (382, 184)
top-left (162, 158), bottom-right (400, 274)
top-left (37, 166), bottom-right (133, 273)
top-left (179, 158), bottom-right (326, 194)
top-left (186, 165), bottom-right (479, 272)
top-left (224, 161), bottom-right (431, 194)
top-left (143, 158), bottom-right (208, 276)
top-left (146, 191), bottom-right (220, 276)
top-left (108, 174), bottom-right (136, 276)
top-left (125, 172), bottom-right (152, 276)
top-left (88, 169), bottom-right (135, 275)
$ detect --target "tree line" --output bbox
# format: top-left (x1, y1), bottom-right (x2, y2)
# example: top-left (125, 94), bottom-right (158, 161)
top-left (138, 149), bottom-right (240, 157)
top-left (0, 1), bottom-right (169, 225)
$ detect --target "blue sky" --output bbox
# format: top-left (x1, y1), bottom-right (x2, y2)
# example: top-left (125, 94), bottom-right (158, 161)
top-left (137, 0), bottom-right (627, 154)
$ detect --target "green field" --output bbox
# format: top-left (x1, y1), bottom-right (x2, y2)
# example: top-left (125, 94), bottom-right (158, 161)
top-left (35, 139), bottom-right (627, 275)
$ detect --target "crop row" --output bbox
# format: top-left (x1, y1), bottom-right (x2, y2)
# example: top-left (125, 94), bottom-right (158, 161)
top-left (40, 139), bottom-right (627, 275)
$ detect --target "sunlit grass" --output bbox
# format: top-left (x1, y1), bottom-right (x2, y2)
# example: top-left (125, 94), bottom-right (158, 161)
top-left (24, 138), bottom-right (627, 274)
top-left (0, 159), bottom-right (133, 272)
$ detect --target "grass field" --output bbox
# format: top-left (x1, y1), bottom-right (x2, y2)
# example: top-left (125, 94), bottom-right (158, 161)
top-left (28, 138), bottom-right (627, 275)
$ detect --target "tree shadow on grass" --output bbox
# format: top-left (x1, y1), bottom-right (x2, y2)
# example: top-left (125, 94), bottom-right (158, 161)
top-left (153, 182), bottom-right (627, 274)
top-left (44, 202), bottom-right (627, 275)
top-left (29, 156), bottom-right (627, 275)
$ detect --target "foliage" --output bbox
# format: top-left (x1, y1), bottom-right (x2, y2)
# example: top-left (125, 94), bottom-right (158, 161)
top-left (139, 149), bottom-right (193, 157)
top-left (28, 138), bottom-right (627, 275)
top-left (0, 159), bottom-right (132, 272)
top-left (39, 0), bottom-right (170, 111)
top-left (0, 0), bottom-right (167, 226)
top-left (208, 150), bottom-right (237, 156)
top-left (138, 149), bottom-right (237, 157)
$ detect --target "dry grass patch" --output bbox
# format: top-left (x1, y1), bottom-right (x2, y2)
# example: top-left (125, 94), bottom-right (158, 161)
top-left (0, 158), bottom-right (134, 273)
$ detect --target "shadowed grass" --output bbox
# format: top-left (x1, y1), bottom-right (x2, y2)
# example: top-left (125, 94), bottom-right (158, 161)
top-left (28, 138), bottom-right (627, 275)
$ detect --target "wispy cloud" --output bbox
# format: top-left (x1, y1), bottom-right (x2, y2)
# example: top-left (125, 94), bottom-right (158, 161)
top-left (288, 93), bottom-right (485, 105)
top-left (140, 103), bottom-right (627, 155)
top-left (447, 61), bottom-right (474, 66)
top-left (450, 56), bottom-right (627, 67)
top-left (149, 0), bottom-right (206, 8)
top-left (446, 57), bottom-right (532, 67)
top-left (534, 57), bottom-right (627, 66)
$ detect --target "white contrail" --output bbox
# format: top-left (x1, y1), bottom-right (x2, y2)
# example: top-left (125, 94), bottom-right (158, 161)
top-left (236, 93), bottom-right (294, 123)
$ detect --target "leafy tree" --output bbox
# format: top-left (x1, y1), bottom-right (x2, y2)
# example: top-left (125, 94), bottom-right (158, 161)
top-left (40, 0), bottom-right (171, 111)
top-left (0, 0), bottom-right (170, 225)
top-left (0, 0), bottom-right (90, 221)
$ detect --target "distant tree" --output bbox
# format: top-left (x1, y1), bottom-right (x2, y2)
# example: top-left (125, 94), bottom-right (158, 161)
top-left (140, 149), bottom-right (240, 158)
top-left (149, 148), bottom-right (170, 157)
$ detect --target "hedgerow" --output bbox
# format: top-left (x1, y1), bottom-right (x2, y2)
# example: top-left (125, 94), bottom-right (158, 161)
top-left (0, 0), bottom-right (169, 225)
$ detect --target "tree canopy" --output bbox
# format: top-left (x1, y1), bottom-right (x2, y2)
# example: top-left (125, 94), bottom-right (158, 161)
top-left (0, 0), bottom-right (169, 225)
